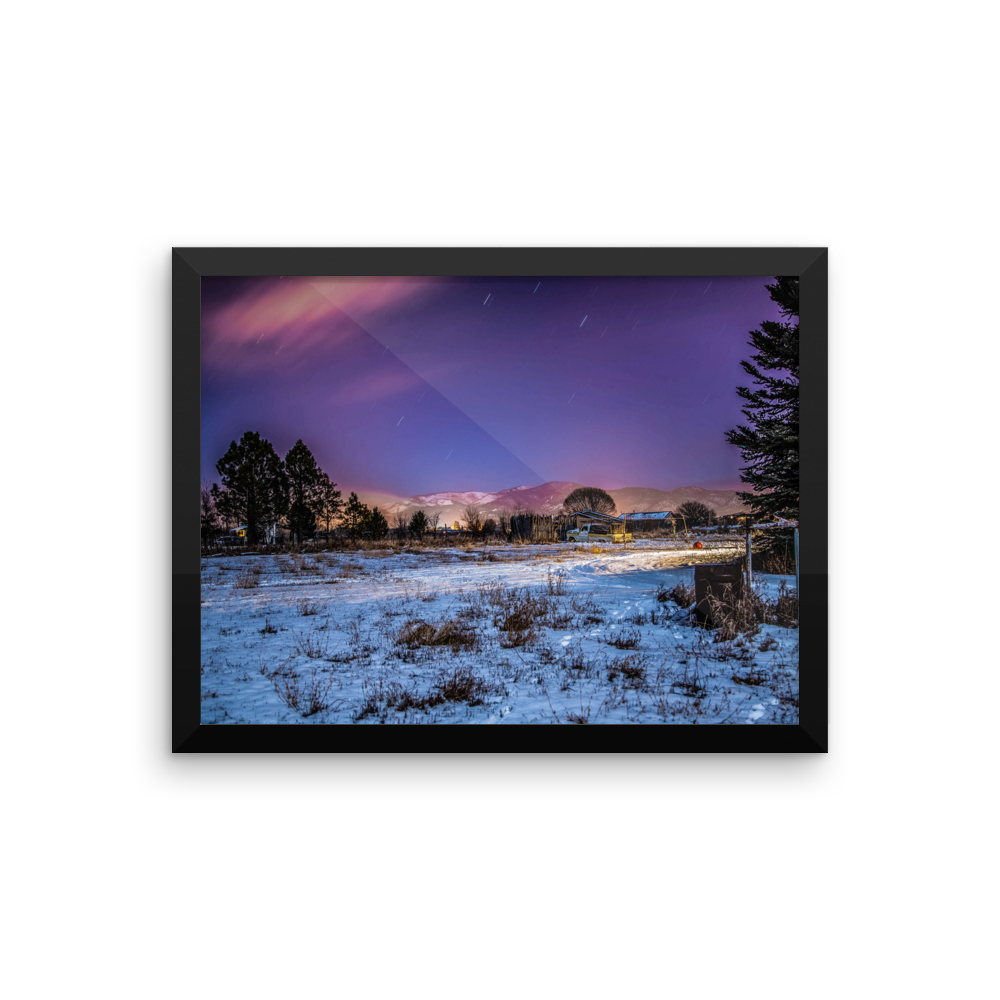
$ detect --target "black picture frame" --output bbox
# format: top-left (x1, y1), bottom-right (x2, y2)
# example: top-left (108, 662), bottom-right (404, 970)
top-left (173, 247), bottom-right (827, 752)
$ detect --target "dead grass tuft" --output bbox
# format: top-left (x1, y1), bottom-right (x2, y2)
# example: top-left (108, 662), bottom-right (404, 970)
top-left (355, 666), bottom-right (501, 720)
top-left (493, 592), bottom-right (548, 647)
top-left (271, 662), bottom-right (338, 717)
top-left (606, 628), bottom-right (642, 650)
top-left (732, 664), bottom-right (770, 686)
top-left (708, 578), bottom-right (798, 639)
top-left (617, 655), bottom-right (647, 688)
top-left (396, 618), bottom-right (478, 652)
top-left (294, 629), bottom-right (329, 659)
top-left (232, 564), bottom-right (263, 589)
top-left (657, 581), bottom-right (696, 606)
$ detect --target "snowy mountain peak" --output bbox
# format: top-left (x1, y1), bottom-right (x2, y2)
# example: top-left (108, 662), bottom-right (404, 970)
top-left (356, 481), bottom-right (749, 518)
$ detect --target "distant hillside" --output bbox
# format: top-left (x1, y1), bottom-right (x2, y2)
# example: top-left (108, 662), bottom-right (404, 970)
top-left (355, 481), bottom-right (748, 522)
top-left (609, 486), bottom-right (749, 517)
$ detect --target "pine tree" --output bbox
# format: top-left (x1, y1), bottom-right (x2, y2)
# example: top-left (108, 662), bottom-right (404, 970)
top-left (725, 277), bottom-right (799, 519)
top-left (341, 492), bottom-right (371, 538)
top-left (200, 485), bottom-right (220, 542)
top-left (214, 431), bottom-right (289, 543)
top-left (369, 507), bottom-right (389, 540)
top-left (562, 486), bottom-right (616, 516)
top-left (209, 483), bottom-right (234, 531)
top-left (284, 439), bottom-right (321, 543)
top-left (409, 510), bottom-right (428, 537)
top-left (313, 472), bottom-right (343, 538)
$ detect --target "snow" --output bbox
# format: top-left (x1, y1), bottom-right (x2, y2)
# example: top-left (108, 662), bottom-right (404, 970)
top-left (199, 540), bottom-right (799, 725)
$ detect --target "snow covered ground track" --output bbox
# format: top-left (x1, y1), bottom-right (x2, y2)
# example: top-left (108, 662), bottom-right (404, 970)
top-left (199, 542), bottom-right (799, 725)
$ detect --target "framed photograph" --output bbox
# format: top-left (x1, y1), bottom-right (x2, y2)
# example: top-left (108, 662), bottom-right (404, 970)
top-left (173, 248), bottom-right (827, 751)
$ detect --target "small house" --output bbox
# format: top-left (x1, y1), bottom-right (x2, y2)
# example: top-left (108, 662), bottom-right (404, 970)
top-left (225, 523), bottom-right (284, 544)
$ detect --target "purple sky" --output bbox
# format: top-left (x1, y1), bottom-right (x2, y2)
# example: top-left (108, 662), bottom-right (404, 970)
top-left (201, 275), bottom-right (785, 498)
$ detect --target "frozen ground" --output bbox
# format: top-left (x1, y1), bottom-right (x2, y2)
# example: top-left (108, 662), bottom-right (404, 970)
top-left (199, 540), bottom-right (799, 725)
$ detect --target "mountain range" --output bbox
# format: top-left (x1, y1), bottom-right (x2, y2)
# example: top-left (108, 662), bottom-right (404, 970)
top-left (355, 481), bottom-right (749, 523)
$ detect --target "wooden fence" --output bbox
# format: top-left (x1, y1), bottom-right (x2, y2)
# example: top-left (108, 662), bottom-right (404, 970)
top-left (509, 514), bottom-right (558, 542)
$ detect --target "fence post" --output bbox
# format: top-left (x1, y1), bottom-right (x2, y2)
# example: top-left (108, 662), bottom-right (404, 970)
top-left (746, 523), bottom-right (753, 594)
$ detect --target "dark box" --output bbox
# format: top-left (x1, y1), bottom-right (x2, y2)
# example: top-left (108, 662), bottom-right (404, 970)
top-left (694, 563), bottom-right (744, 625)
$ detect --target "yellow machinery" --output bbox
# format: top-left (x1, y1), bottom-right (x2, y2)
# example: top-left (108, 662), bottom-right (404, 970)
top-left (612, 514), bottom-right (633, 544)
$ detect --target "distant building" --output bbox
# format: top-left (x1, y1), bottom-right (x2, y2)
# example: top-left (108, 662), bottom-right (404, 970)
top-left (226, 523), bottom-right (283, 543)
top-left (622, 510), bottom-right (673, 522)
top-left (560, 510), bottom-right (622, 530)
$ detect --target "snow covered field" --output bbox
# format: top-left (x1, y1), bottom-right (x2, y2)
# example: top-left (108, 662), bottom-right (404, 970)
top-left (200, 540), bottom-right (799, 725)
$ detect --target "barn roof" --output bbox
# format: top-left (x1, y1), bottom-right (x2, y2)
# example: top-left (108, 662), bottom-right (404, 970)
top-left (562, 509), bottom-right (621, 523)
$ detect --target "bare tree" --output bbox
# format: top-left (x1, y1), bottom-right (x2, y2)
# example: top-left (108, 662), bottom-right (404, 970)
top-left (675, 501), bottom-right (717, 527)
top-left (427, 511), bottom-right (441, 534)
top-left (462, 503), bottom-right (484, 532)
top-left (392, 511), bottom-right (409, 535)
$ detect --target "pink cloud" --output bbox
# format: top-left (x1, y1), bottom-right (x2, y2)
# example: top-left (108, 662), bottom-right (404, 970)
top-left (204, 277), bottom-right (442, 347)
top-left (327, 369), bottom-right (422, 407)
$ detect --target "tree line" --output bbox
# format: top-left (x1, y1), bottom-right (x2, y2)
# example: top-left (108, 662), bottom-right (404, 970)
top-left (200, 433), bottom-right (344, 544)
top-left (201, 432), bottom-right (456, 545)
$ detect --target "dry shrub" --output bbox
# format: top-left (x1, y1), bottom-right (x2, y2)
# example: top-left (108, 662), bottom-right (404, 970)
top-left (546, 569), bottom-right (568, 595)
top-left (606, 628), bottom-right (642, 650)
top-left (493, 591), bottom-right (548, 648)
top-left (297, 599), bottom-right (321, 616)
top-left (271, 663), bottom-right (337, 717)
top-left (751, 532), bottom-right (797, 574)
top-left (498, 625), bottom-right (537, 649)
top-left (429, 666), bottom-right (495, 706)
top-left (608, 654), bottom-right (647, 689)
top-left (732, 664), bottom-right (770, 687)
top-left (658, 581), bottom-right (696, 606)
top-left (570, 594), bottom-right (598, 612)
top-left (671, 664), bottom-right (707, 697)
top-left (294, 630), bottom-right (329, 659)
top-left (562, 647), bottom-right (598, 678)
top-left (352, 678), bottom-right (385, 721)
top-left (771, 580), bottom-right (799, 627)
top-left (708, 578), bottom-right (798, 639)
top-left (232, 564), bottom-right (262, 589)
top-left (544, 604), bottom-right (574, 629)
top-left (369, 666), bottom-right (501, 716)
top-left (396, 618), bottom-right (477, 652)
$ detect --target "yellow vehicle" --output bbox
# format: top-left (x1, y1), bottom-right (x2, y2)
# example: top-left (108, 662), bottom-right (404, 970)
top-left (565, 523), bottom-right (633, 545)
